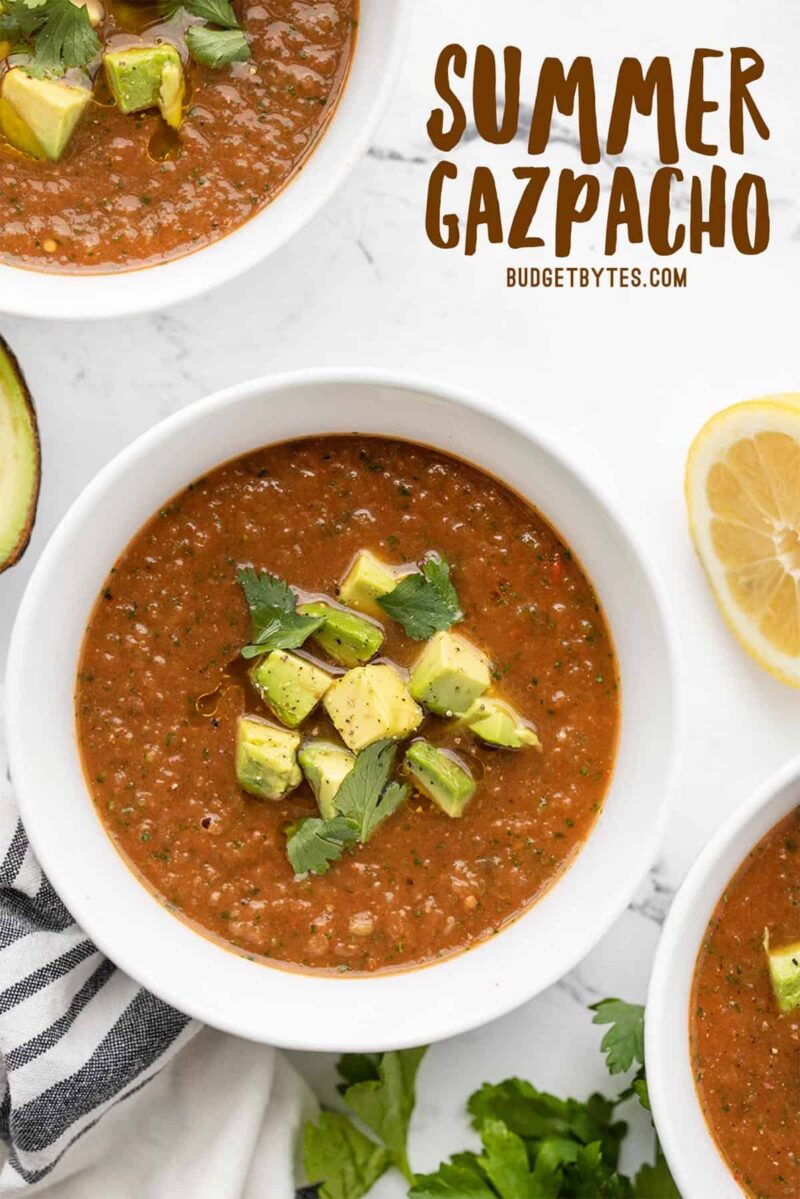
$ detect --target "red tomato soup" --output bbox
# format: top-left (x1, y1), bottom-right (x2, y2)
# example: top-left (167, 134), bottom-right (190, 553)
top-left (76, 436), bottom-right (620, 975)
top-left (0, 1), bottom-right (356, 272)
top-left (691, 809), bottom-right (800, 1198)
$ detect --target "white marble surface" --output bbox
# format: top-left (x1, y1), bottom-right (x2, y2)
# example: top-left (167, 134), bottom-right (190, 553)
top-left (2, 0), bottom-right (800, 1190)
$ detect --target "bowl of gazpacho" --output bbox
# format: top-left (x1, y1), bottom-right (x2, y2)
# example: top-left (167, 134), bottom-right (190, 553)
top-left (0, 0), bottom-right (408, 318)
top-left (6, 371), bottom-right (679, 1049)
top-left (647, 754), bottom-right (800, 1199)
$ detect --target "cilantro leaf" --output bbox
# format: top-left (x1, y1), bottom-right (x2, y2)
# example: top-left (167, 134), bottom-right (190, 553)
top-left (336, 1053), bottom-right (382, 1094)
top-left (237, 567), bottom-right (323, 657)
top-left (333, 740), bottom-right (408, 841)
top-left (0, 0), bottom-right (48, 40)
top-left (2, 0), bottom-right (101, 75)
top-left (566, 1142), bottom-right (634, 1198)
top-left (303, 1110), bottom-right (391, 1199)
top-left (286, 816), bottom-right (358, 876)
top-left (33, 0), bottom-right (100, 72)
top-left (183, 0), bottom-right (238, 25)
top-left (186, 24), bottom-right (249, 67)
top-left (590, 999), bottom-right (645, 1075)
top-left (340, 1047), bottom-right (427, 1182)
top-left (633, 1148), bottom-right (679, 1198)
top-left (468, 1078), bottom-right (626, 1176)
top-left (379, 552), bottom-right (463, 639)
top-left (477, 1119), bottom-right (533, 1199)
top-left (409, 1157), bottom-right (497, 1198)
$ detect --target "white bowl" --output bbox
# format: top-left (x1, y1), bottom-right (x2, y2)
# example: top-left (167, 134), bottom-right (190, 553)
top-left (6, 371), bottom-right (680, 1050)
top-left (647, 754), bottom-right (800, 1199)
top-left (0, 1), bottom-right (409, 321)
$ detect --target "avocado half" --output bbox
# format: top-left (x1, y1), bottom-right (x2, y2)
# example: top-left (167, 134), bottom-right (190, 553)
top-left (0, 337), bottom-right (40, 573)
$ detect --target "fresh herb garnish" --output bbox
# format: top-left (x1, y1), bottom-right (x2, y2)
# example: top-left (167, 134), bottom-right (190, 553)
top-left (304, 1049), bottom-right (426, 1194)
top-left (284, 740), bottom-right (409, 876)
top-left (379, 552), bottom-right (463, 640)
top-left (304, 1111), bottom-right (391, 1199)
top-left (237, 567), bottom-right (323, 658)
top-left (285, 816), bottom-right (358, 877)
top-left (185, 24), bottom-right (249, 67)
top-left (591, 998), bottom-right (645, 1074)
top-left (182, 0), bottom-right (239, 25)
top-left (0, 0), bottom-right (101, 76)
top-left (301, 1000), bottom-right (678, 1199)
top-left (333, 739), bottom-right (409, 842)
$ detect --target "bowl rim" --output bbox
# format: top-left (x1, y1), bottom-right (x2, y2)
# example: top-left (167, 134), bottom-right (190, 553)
top-left (0, 0), bottom-right (411, 321)
top-left (646, 751), bottom-right (800, 1199)
top-left (5, 368), bottom-right (684, 1048)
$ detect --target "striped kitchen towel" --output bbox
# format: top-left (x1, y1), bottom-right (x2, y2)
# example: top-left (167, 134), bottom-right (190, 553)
top-left (0, 797), bottom-right (197, 1190)
top-left (0, 767), bottom-right (313, 1196)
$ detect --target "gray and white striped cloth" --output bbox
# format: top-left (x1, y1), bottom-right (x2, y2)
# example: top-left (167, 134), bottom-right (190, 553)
top-left (0, 798), bottom-right (196, 1189)
top-left (0, 770), bottom-right (314, 1197)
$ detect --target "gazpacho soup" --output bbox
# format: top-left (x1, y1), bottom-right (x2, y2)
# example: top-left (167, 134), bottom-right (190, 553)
top-left (76, 435), bottom-right (619, 975)
top-left (0, 0), bottom-right (356, 271)
top-left (691, 808), bottom-right (800, 1198)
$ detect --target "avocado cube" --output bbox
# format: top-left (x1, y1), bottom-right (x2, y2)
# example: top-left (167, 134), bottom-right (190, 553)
top-left (462, 698), bottom-right (541, 750)
top-left (324, 664), bottom-right (423, 752)
top-left (104, 44), bottom-right (185, 127)
top-left (765, 931), bottom-right (800, 1014)
top-left (250, 651), bottom-right (333, 728)
top-left (299, 601), bottom-right (384, 668)
top-left (298, 740), bottom-right (355, 820)
top-left (339, 551), bottom-right (396, 617)
top-left (405, 740), bottom-right (475, 818)
top-left (0, 70), bottom-right (91, 162)
top-left (409, 631), bottom-right (491, 717)
top-left (236, 715), bottom-right (301, 800)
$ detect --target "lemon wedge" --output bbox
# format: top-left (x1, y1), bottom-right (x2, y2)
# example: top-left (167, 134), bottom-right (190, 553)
top-left (686, 396), bottom-right (800, 686)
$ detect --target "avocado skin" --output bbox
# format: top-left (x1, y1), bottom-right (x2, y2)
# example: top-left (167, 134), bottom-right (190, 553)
top-left (299, 600), bottom-right (384, 668)
top-left (0, 335), bottom-right (40, 575)
top-left (405, 739), bottom-right (475, 818)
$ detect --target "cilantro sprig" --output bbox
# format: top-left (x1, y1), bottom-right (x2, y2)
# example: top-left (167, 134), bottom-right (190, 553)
top-left (179, 0), bottom-right (250, 68)
top-left (285, 816), bottom-right (358, 877)
top-left (237, 567), bottom-right (323, 659)
top-left (305, 1048), bottom-right (426, 1196)
top-left (0, 0), bottom-right (101, 76)
top-left (379, 552), bottom-right (463, 640)
top-left (301, 1000), bottom-right (679, 1199)
top-left (285, 740), bottom-right (409, 876)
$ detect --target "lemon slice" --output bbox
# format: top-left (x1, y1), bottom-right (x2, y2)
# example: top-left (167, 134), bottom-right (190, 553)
top-left (686, 396), bottom-right (800, 687)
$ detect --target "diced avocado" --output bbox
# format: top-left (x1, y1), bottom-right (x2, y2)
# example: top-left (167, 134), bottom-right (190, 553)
top-left (104, 44), bottom-right (185, 127)
top-left (339, 550), bottom-right (396, 617)
top-left (405, 740), bottom-right (475, 818)
top-left (298, 740), bottom-right (355, 820)
top-left (0, 336), bottom-right (40, 575)
top-left (324, 664), bottom-right (423, 752)
top-left (299, 601), bottom-right (384, 668)
top-left (158, 58), bottom-right (184, 129)
top-left (409, 631), bottom-right (491, 717)
top-left (250, 651), bottom-right (333, 728)
top-left (236, 715), bottom-right (301, 800)
top-left (0, 70), bottom-right (91, 162)
top-left (462, 698), bottom-right (541, 750)
top-left (765, 930), bottom-right (800, 1014)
